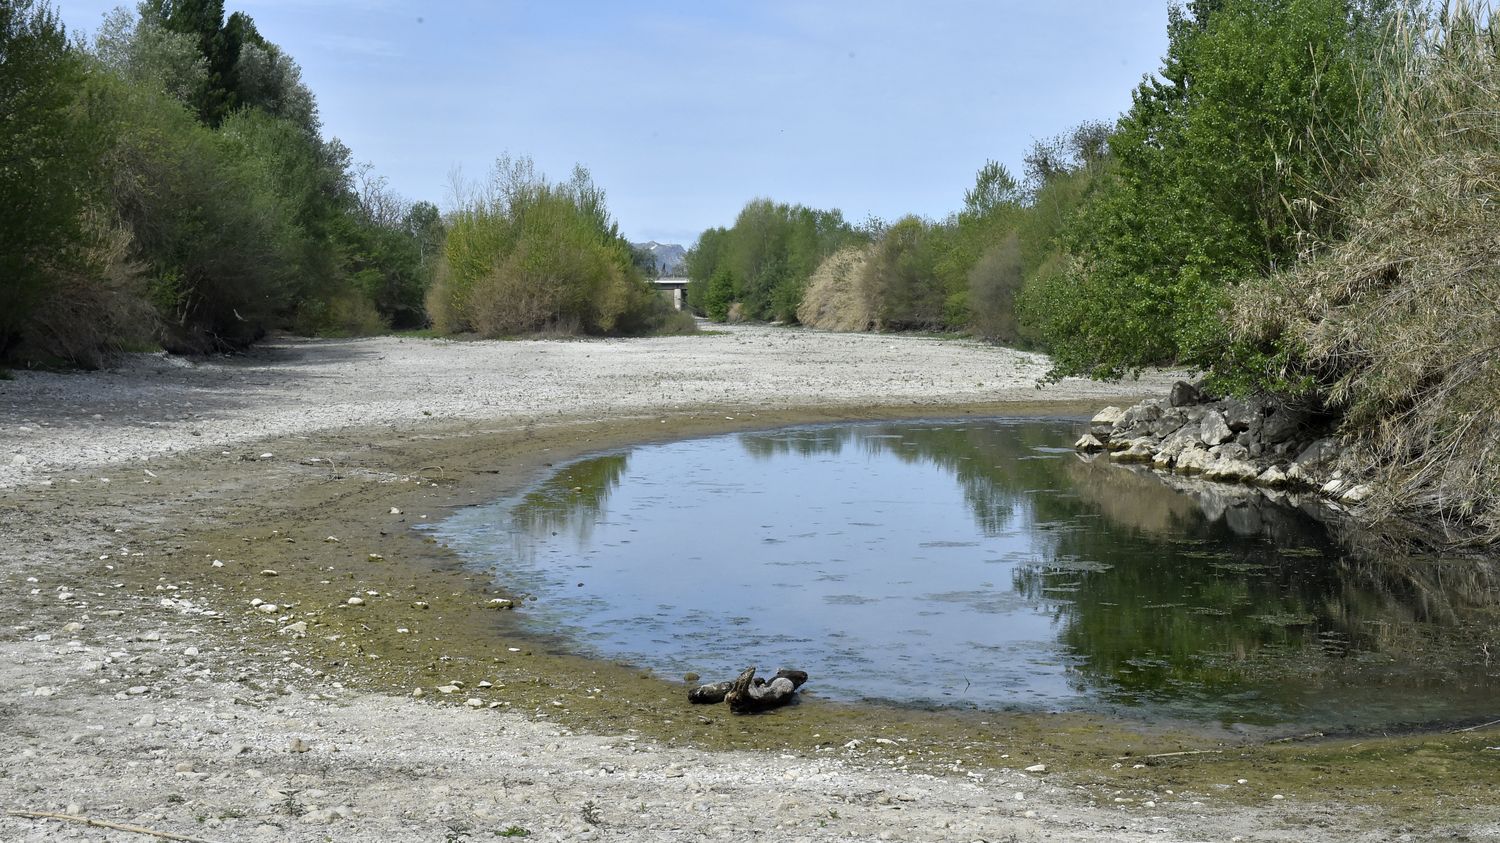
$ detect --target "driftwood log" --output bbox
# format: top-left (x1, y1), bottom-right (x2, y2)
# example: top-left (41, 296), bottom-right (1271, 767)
top-left (688, 667), bottom-right (807, 713)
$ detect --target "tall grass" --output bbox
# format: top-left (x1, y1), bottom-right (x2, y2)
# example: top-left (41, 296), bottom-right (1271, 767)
top-left (1234, 3), bottom-right (1500, 542)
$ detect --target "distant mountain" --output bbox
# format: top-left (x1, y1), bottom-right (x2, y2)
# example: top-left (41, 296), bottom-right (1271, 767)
top-left (632, 241), bottom-right (688, 277)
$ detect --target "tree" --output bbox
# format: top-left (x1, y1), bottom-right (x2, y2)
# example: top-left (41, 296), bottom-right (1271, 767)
top-left (0, 0), bottom-right (96, 353)
top-left (1031, 0), bottom-right (1385, 378)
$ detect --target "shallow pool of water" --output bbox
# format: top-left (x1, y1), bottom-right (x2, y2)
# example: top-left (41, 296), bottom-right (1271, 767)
top-left (435, 419), bottom-right (1500, 730)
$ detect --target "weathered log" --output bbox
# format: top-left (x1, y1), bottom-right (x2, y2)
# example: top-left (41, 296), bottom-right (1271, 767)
top-left (687, 668), bottom-right (808, 710)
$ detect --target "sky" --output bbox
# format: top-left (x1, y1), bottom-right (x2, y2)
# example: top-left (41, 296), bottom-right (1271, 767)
top-left (57, 1), bottom-right (1173, 246)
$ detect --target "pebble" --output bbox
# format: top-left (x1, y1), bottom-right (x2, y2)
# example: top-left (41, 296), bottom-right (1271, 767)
top-left (183, 646), bottom-right (199, 658)
top-left (125, 685), bottom-right (148, 696)
top-left (346, 597), bottom-right (364, 606)
top-left (260, 569), bottom-right (279, 577)
top-left (436, 685), bottom-right (460, 694)
top-left (465, 698), bottom-right (483, 708)
top-left (62, 622), bottom-right (83, 633)
top-left (1024, 764), bottom-right (1047, 773)
top-left (256, 603), bottom-right (279, 613)
top-left (287, 738), bottom-right (310, 753)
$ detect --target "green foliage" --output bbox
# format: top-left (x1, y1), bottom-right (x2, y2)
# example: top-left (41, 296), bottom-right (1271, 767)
top-left (1025, 0), bottom-right (1384, 379)
top-left (0, 0), bottom-right (97, 354)
top-left (430, 156), bottom-right (667, 337)
top-left (684, 199), bottom-right (864, 322)
top-left (1232, 2), bottom-right (1500, 540)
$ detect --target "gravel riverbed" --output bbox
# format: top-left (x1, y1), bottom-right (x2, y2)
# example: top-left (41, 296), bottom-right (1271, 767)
top-left (1, 326), bottom-right (1485, 842)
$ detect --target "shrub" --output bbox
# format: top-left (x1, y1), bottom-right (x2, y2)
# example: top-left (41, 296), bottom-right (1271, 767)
top-left (797, 246), bottom-right (876, 331)
top-left (1029, 0), bottom-right (1383, 378)
top-left (435, 157), bottom-right (660, 337)
top-left (1232, 3), bottom-right (1500, 542)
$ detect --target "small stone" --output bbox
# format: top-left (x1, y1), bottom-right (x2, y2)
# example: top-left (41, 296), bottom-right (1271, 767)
top-left (1074, 433), bottom-right (1104, 453)
top-left (287, 738), bottom-right (310, 753)
top-left (62, 622), bottom-right (83, 633)
top-left (174, 761), bottom-right (195, 773)
top-left (324, 536), bottom-right (340, 543)
top-left (346, 597), bottom-right (364, 606)
top-left (134, 714), bottom-right (156, 728)
top-left (183, 646), bottom-right (199, 658)
top-left (260, 569), bottom-right (279, 577)
top-left (257, 603), bottom-right (279, 613)
top-left (477, 681), bottom-right (493, 688)
top-left (259, 453), bottom-right (274, 460)
top-left (411, 688), bottom-right (425, 698)
top-left (1024, 764), bottom-right (1047, 773)
top-left (683, 672), bottom-right (700, 683)
top-left (126, 685), bottom-right (148, 696)
top-left (1272, 794), bottom-right (1284, 800)
top-left (465, 698), bottom-right (483, 708)
top-left (436, 685), bottom-right (460, 694)
top-left (278, 621), bottom-right (308, 637)
top-left (389, 507), bottom-right (402, 515)
top-left (250, 598), bottom-right (264, 607)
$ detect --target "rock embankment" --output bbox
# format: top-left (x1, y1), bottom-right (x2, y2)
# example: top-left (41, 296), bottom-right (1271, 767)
top-left (1076, 381), bottom-right (1371, 505)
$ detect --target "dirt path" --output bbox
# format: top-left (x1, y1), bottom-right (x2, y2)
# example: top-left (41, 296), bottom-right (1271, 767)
top-left (1, 326), bottom-right (1490, 842)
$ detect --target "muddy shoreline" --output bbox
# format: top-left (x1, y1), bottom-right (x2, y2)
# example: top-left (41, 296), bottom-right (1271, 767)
top-left (3, 329), bottom-right (1497, 841)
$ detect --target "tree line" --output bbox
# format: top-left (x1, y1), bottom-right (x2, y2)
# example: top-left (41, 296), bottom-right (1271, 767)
top-left (1, 0), bottom-right (684, 368)
top-left (684, 0), bottom-right (1500, 540)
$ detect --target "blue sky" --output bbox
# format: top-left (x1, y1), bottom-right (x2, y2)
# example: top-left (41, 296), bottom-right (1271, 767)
top-left (57, 1), bottom-right (1173, 245)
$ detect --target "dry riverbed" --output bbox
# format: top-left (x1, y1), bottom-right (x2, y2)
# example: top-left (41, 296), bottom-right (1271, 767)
top-left (1, 325), bottom-right (1495, 842)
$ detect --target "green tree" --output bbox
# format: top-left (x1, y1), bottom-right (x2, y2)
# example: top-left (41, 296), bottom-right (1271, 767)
top-left (0, 0), bottom-right (96, 354)
top-left (1032, 0), bottom-right (1384, 379)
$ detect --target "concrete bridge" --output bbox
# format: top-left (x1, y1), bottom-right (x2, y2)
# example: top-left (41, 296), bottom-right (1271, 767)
top-left (653, 277), bottom-right (689, 310)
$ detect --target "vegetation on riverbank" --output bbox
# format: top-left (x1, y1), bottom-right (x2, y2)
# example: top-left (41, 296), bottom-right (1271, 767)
top-left (685, 0), bottom-right (1499, 541)
top-left (0, 1), bottom-right (685, 367)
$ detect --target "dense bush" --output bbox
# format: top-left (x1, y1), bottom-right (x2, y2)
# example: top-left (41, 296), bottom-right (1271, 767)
top-left (429, 157), bottom-right (675, 337)
top-left (684, 200), bottom-right (865, 322)
top-left (1020, 0), bottom-right (1384, 378)
top-left (0, 1), bottom-right (100, 357)
top-left (1, 1), bottom-right (442, 364)
top-left (1233, 4), bottom-right (1500, 541)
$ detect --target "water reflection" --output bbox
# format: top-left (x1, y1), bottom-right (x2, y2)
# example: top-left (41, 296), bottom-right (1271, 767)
top-left (435, 420), bottom-right (1500, 730)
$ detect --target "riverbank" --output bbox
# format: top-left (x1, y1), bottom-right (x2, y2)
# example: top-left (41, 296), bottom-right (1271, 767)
top-left (2, 326), bottom-right (1495, 842)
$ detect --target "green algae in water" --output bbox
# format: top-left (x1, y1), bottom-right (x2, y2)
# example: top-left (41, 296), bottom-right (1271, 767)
top-left (434, 419), bottom-right (1500, 731)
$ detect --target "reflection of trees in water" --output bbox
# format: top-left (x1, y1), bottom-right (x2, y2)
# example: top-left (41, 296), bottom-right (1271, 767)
top-left (510, 423), bottom-right (1499, 722)
top-left (510, 453), bottom-right (629, 543)
top-left (1027, 455), bottom-right (1500, 719)
top-left (738, 422), bottom-right (1070, 536)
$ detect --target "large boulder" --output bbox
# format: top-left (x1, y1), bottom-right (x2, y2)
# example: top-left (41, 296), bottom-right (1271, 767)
top-left (1114, 438), bottom-right (1157, 463)
top-left (1150, 407), bottom-right (1190, 438)
top-left (1222, 397), bottom-right (1268, 432)
top-left (1205, 458), bottom-right (1260, 484)
top-left (1261, 408), bottom-right (1305, 444)
top-left (1169, 380), bottom-right (1204, 407)
top-left (1199, 411), bottom-right (1234, 446)
top-left (1175, 447), bottom-right (1215, 475)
